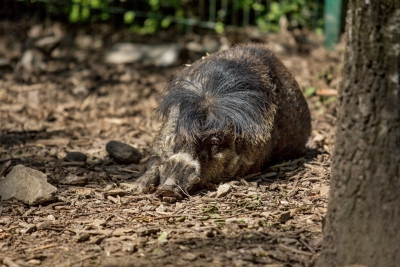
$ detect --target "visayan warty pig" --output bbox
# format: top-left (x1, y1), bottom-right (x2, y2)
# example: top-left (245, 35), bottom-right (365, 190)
top-left (136, 43), bottom-right (311, 200)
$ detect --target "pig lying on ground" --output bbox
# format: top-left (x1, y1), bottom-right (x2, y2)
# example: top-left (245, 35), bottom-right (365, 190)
top-left (136, 43), bottom-right (311, 200)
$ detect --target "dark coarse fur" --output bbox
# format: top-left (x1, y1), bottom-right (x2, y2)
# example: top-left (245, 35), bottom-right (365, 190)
top-left (157, 45), bottom-right (278, 144)
top-left (136, 43), bottom-right (311, 199)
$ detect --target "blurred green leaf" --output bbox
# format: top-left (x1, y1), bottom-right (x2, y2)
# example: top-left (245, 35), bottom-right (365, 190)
top-left (304, 86), bottom-right (317, 97)
top-left (81, 6), bottom-right (90, 20)
top-left (161, 17), bottom-right (171, 28)
top-left (124, 11), bottom-right (135, 24)
top-left (252, 3), bottom-right (265, 11)
top-left (101, 12), bottom-right (110, 21)
top-left (157, 231), bottom-right (168, 242)
top-left (177, 216), bottom-right (186, 222)
top-left (215, 22), bottom-right (224, 34)
top-left (152, 248), bottom-right (164, 254)
top-left (69, 4), bottom-right (80, 22)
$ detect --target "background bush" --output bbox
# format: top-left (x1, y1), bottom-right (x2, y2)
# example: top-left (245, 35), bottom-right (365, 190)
top-left (4, 0), bottom-right (324, 34)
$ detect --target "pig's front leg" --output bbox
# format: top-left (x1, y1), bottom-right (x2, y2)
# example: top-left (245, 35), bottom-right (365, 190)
top-left (136, 155), bottom-right (161, 193)
top-left (137, 120), bottom-right (177, 192)
top-left (137, 106), bottom-right (180, 194)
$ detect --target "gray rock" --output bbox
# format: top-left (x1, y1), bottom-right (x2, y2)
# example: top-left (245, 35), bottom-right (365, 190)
top-left (186, 37), bottom-right (220, 53)
top-left (65, 151), bottom-right (87, 162)
top-left (34, 35), bottom-right (62, 55)
top-left (0, 165), bottom-right (57, 205)
top-left (105, 43), bottom-right (180, 66)
top-left (0, 58), bottom-right (13, 71)
top-left (20, 49), bottom-right (46, 72)
top-left (106, 140), bottom-right (141, 164)
top-left (181, 252), bottom-right (198, 261)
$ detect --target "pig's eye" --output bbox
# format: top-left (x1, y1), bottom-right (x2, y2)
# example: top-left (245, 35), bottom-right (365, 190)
top-left (210, 139), bottom-right (219, 147)
top-left (209, 138), bottom-right (220, 155)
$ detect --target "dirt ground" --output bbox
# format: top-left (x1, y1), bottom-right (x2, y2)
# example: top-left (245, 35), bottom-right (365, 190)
top-left (0, 21), bottom-right (342, 267)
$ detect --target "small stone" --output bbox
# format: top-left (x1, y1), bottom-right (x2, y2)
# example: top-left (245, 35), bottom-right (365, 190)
top-left (0, 165), bottom-right (57, 205)
top-left (65, 151), bottom-right (87, 162)
top-left (181, 252), bottom-right (198, 261)
top-left (260, 211), bottom-right (271, 218)
top-left (136, 227), bottom-right (160, 237)
top-left (279, 211), bottom-right (291, 223)
top-left (122, 242), bottom-right (136, 252)
top-left (208, 191), bottom-right (217, 198)
top-left (119, 182), bottom-right (138, 191)
top-left (320, 185), bottom-right (330, 197)
top-left (21, 49), bottom-right (46, 72)
top-left (36, 221), bottom-right (52, 230)
top-left (113, 228), bottom-right (131, 236)
top-left (310, 236), bottom-right (323, 248)
top-left (106, 140), bottom-right (141, 164)
top-left (59, 174), bottom-right (88, 186)
top-left (162, 196), bottom-right (177, 203)
top-left (22, 224), bottom-right (37, 234)
top-left (75, 188), bottom-right (92, 197)
top-left (77, 233), bottom-right (91, 243)
top-left (216, 183), bottom-right (231, 198)
top-left (72, 85), bottom-right (89, 96)
top-left (92, 219), bottom-right (106, 228)
top-left (34, 35), bottom-right (62, 55)
top-left (306, 219), bottom-right (314, 224)
top-left (0, 58), bottom-right (13, 71)
top-left (105, 43), bottom-right (180, 66)
top-left (269, 183), bottom-right (279, 191)
top-left (27, 259), bottom-right (42, 265)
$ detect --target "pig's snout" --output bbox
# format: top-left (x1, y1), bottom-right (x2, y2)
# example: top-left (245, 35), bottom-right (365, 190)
top-left (156, 153), bottom-right (201, 199)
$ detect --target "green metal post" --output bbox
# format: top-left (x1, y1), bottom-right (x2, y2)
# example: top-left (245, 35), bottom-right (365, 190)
top-left (209, 0), bottom-right (216, 22)
top-left (324, 0), bottom-right (343, 49)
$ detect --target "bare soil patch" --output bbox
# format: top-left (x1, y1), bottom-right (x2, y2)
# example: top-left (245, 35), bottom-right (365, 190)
top-left (0, 21), bottom-right (342, 267)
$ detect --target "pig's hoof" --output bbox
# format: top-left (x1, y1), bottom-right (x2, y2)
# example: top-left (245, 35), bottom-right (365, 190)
top-left (156, 184), bottom-right (184, 200)
top-left (136, 171), bottom-right (159, 194)
top-left (137, 181), bottom-right (157, 194)
top-left (162, 196), bottom-right (177, 203)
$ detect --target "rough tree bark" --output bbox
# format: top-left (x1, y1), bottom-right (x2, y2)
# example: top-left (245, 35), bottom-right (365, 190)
top-left (317, 0), bottom-right (400, 266)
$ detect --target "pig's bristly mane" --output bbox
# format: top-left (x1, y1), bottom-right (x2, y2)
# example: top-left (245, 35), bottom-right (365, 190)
top-left (157, 47), bottom-right (277, 143)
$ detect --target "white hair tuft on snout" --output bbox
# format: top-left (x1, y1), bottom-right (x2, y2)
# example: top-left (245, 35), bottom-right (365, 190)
top-left (169, 153), bottom-right (200, 173)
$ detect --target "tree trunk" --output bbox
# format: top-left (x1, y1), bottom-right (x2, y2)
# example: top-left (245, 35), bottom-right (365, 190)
top-left (317, 0), bottom-right (400, 267)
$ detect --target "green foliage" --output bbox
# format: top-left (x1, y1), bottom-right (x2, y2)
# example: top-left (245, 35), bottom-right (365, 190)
top-left (69, 0), bottom-right (109, 23)
top-left (202, 202), bottom-right (218, 213)
top-left (20, 0), bottom-right (324, 34)
top-left (304, 86), bottom-right (317, 97)
top-left (124, 11), bottom-right (135, 24)
top-left (256, 0), bottom-right (323, 32)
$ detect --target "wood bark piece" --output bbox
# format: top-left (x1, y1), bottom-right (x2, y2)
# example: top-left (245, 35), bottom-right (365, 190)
top-left (59, 174), bottom-right (88, 185)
